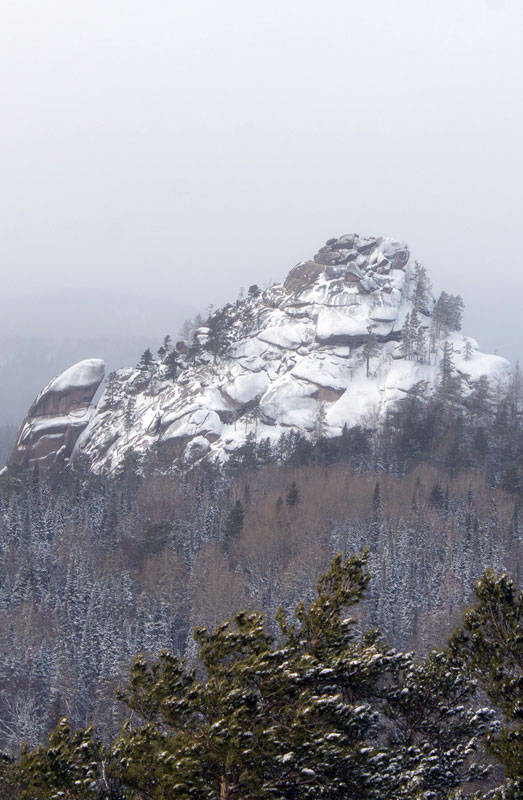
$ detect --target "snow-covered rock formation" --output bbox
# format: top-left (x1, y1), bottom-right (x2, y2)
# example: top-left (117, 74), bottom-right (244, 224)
top-left (7, 235), bottom-right (510, 474)
top-left (7, 359), bottom-right (105, 470)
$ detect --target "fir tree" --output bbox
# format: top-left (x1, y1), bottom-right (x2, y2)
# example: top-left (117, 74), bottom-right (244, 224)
top-left (286, 481), bottom-right (300, 507)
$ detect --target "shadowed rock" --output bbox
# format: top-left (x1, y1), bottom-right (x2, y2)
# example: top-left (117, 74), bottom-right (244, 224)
top-left (7, 359), bottom-right (105, 470)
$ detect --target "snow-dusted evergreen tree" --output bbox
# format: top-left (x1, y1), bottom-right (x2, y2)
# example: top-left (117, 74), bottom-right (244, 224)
top-left (412, 260), bottom-right (432, 315)
top-left (13, 553), bottom-right (502, 800)
top-left (359, 323), bottom-right (380, 376)
top-left (432, 291), bottom-right (465, 336)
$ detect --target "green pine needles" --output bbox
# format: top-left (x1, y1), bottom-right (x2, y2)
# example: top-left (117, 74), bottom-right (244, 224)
top-left (4, 552), bottom-right (521, 799)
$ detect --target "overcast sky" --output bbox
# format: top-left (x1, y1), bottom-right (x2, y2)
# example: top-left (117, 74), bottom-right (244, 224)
top-left (1, 0), bottom-right (522, 362)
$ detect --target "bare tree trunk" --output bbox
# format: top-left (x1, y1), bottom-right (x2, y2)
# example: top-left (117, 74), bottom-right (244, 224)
top-left (220, 775), bottom-right (228, 800)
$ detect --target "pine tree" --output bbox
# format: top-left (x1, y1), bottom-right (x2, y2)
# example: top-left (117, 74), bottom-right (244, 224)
top-left (107, 552), bottom-right (495, 799)
top-left (449, 569), bottom-right (523, 790)
top-left (205, 305), bottom-right (234, 362)
top-left (124, 396), bottom-right (136, 436)
top-left (138, 348), bottom-right (153, 371)
top-left (16, 719), bottom-right (111, 800)
top-left (412, 260), bottom-right (432, 315)
top-left (432, 292), bottom-right (465, 336)
top-left (164, 349), bottom-right (179, 382)
top-left (466, 375), bottom-right (492, 420)
top-left (222, 500), bottom-right (245, 549)
top-left (104, 371), bottom-right (119, 409)
top-left (400, 312), bottom-right (413, 359)
top-left (286, 481), bottom-right (300, 507)
top-left (359, 324), bottom-right (380, 377)
top-left (438, 341), bottom-right (462, 400)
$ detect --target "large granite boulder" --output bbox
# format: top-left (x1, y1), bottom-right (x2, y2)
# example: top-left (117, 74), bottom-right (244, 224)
top-left (7, 359), bottom-right (105, 470)
top-left (283, 260), bottom-right (324, 293)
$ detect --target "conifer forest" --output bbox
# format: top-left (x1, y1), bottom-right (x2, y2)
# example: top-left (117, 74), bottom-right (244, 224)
top-left (0, 363), bottom-right (521, 798)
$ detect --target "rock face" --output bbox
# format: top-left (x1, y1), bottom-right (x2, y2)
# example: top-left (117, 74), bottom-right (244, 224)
top-left (7, 234), bottom-right (511, 474)
top-left (7, 359), bottom-right (105, 470)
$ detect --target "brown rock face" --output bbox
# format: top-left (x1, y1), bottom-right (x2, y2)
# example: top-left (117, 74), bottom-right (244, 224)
top-left (283, 260), bottom-right (325, 293)
top-left (7, 359), bottom-right (105, 471)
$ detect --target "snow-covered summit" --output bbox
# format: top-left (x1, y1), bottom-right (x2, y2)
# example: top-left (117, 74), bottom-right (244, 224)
top-left (7, 235), bottom-right (511, 473)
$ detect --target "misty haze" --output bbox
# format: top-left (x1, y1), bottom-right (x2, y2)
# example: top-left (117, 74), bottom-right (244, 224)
top-left (0, 3), bottom-right (521, 798)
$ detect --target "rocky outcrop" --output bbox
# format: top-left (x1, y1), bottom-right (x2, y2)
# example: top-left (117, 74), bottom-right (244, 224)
top-left (6, 233), bottom-right (511, 475)
top-left (7, 359), bottom-right (105, 470)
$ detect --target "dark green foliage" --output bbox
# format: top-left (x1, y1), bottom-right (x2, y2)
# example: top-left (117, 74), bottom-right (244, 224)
top-left (205, 305), bottom-right (235, 361)
top-left (412, 261), bottom-right (432, 315)
top-left (433, 291), bottom-right (465, 335)
top-left (430, 482), bottom-right (445, 510)
top-left (438, 341), bottom-right (463, 400)
top-left (138, 348), bottom-right (153, 371)
top-left (501, 465), bottom-right (522, 497)
top-left (11, 554), bottom-right (507, 799)
top-left (0, 752), bottom-right (17, 800)
top-left (466, 375), bottom-right (492, 419)
top-left (16, 720), bottom-right (113, 799)
top-left (140, 521), bottom-right (172, 558)
top-left (450, 570), bottom-right (523, 784)
top-left (104, 371), bottom-right (119, 409)
top-left (359, 323), bottom-right (380, 377)
top-left (286, 481), bottom-right (300, 507)
top-left (163, 349), bottom-right (179, 382)
top-left (222, 500), bottom-right (245, 547)
top-left (372, 480), bottom-right (382, 512)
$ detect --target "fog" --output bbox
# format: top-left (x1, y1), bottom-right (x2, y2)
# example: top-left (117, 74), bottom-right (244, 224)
top-left (1, 0), bottom-right (522, 409)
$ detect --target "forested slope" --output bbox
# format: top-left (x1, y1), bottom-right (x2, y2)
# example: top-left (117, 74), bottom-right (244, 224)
top-left (1, 374), bottom-right (521, 753)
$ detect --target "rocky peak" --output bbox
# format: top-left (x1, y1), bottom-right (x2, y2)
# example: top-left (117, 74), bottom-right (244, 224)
top-left (5, 234), bottom-right (510, 475)
top-left (283, 235), bottom-right (409, 297)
